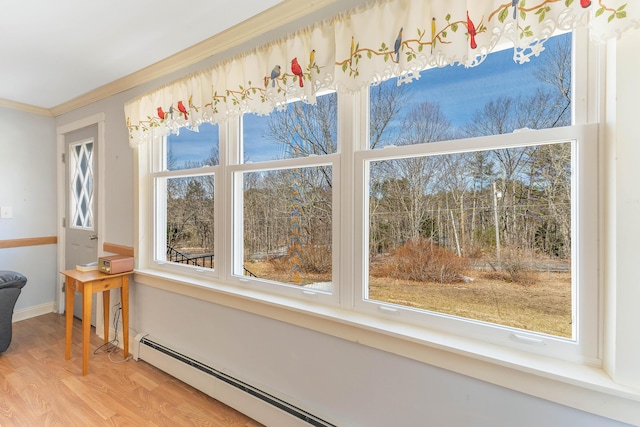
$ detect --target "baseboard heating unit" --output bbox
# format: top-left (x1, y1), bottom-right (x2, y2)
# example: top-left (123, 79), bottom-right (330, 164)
top-left (133, 333), bottom-right (335, 427)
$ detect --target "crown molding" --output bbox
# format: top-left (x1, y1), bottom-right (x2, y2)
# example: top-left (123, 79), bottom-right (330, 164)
top-left (49, 0), bottom-right (336, 117)
top-left (0, 98), bottom-right (52, 117)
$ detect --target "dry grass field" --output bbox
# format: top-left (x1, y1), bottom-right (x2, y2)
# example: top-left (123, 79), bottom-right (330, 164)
top-left (369, 269), bottom-right (572, 338)
top-left (244, 258), bottom-right (573, 339)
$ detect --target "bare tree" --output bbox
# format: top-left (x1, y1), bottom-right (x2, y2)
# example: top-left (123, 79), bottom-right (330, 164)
top-left (461, 96), bottom-right (517, 137)
top-left (370, 102), bottom-right (451, 250)
top-left (267, 93), bottom-right (337, 158)
top-left (452, 36), bottom-right (573, 260)
top-left (397, 102), bottom-right (452, 145)
top-left (258, 86), bottom-right (412, 279)
top-left (534, 35), bottom-right (572, 127)
top-left (369, 83), bottom-right (412, 148)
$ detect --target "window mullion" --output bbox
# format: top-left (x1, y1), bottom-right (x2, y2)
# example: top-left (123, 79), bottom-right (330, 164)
top-left (220, 117), bottom-right (237, 282)
top-left (337, 89), bottom-right (364, 308)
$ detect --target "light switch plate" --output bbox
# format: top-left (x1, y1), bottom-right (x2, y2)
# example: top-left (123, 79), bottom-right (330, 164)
top-left (0, 206), bottom-right (13, 219)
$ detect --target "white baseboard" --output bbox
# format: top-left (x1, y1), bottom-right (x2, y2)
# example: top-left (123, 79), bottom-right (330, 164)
top-left (134, 334), bottom-right (320, 427)
top-left (12, 302), bottom-right (55, 322)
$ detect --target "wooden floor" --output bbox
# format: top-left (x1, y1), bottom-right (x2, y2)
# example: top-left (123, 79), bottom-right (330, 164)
top-left (0, 313), bottom-right (264, 426)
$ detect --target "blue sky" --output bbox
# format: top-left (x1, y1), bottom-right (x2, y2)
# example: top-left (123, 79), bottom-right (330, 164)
top-left (167, 123), bottom-right (218, 168)
top-left (169, 33), bottom-right (568, 166)
top-left (406, 50), bottom-right (542, 127)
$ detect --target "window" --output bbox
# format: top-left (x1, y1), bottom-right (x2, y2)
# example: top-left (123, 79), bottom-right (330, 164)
top-left (365, 143), bottom-right (573, 338)
top-left (232, 93), bottom-right (338, 297)
top-left (153, 123), bottom-right (219, 273)
top-left (354, 32), bottom-right (597, 361)
top-left (356, 124), bottom-right (597, 361)
top-left (70, 139), bottom-right (95, 229)
top-left (144, 32), bottom-right (597, 362)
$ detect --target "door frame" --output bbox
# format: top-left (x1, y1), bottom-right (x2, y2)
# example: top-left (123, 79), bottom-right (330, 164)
top-left (56, 113), bottom-right (106, 315)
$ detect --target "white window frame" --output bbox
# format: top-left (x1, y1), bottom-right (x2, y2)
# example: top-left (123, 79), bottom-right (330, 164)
top-left (227, 155), bottom-right (341, 306)
top-left (226, 101), bottom-right (341, 304)
top-left (152, 167), bottom-right (219, 278)
top-left (353, 124), bottom-right (599, 364)
top-left (147, 127), bottom-right (221, 280)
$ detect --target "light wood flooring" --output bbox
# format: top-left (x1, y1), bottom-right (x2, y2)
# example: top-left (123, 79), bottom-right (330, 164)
top-left (0, 313), bottom-right (264, 426)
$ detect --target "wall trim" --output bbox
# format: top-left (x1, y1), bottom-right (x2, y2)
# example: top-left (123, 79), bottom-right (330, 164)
top-left (0, 236), bottom-right (57, 249)
top-left (0, 98), bottom-right (52, 116)
top-left (103, 242), bottom-right (134, 257)
top-left (13, 302), bottom-right (56, 322)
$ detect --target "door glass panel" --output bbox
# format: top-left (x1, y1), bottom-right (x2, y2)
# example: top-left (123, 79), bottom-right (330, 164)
top-left (70, 140), bottom-right (94, 229)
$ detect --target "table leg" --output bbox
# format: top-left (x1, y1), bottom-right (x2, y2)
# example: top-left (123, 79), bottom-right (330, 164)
top-left (64, 277), bottom-right (74, 360)
top-left (82, 283), bottom-right (92, 376)
top-left (121, 275), bottom-right (129, 358)
top-left (103, 290), bottom-right (110, 344)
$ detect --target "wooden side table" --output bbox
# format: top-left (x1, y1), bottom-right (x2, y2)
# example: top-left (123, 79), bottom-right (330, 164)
top-left (61, 269), bottom-right (131, 375)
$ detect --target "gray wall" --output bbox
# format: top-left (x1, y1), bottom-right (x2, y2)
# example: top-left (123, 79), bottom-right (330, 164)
top-left (133, 285), bottom-right (629, 427)
top-left (0, 107), bottom-right (57, 312)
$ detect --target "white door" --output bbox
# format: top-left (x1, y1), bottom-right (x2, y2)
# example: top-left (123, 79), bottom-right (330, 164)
top-left (64, 125), bottom-right (99, 324)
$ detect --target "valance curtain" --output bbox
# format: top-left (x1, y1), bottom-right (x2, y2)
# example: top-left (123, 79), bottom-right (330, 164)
top-left (125, 0), bottom-right (639, 147)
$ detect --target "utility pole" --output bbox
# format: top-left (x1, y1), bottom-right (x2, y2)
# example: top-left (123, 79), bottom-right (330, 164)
top-left (493, 181), bottom-right (501, 263)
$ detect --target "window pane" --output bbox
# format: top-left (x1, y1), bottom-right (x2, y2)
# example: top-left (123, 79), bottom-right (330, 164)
top-left (243, 92), bottom-right (337, 162)
top-left (369, 33), bottom-right (572, 149)
top-left (165, 175), bottom-right (215, 269)
top-left (70, 140), bottom-right (94, 229)
top-left (166, 123), bottom-right (219, 170)
top-left (241, 166), bottom-right (332, 290)
top-left (367, 142), bottom-right (573, 338)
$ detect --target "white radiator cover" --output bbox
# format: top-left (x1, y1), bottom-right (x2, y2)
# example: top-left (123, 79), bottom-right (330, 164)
top-left (133, 333), bottom-right (335, 427)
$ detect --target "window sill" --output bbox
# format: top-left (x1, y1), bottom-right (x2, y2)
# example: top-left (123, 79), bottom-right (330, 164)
top-left (133, 268), bottom-right (640, 425)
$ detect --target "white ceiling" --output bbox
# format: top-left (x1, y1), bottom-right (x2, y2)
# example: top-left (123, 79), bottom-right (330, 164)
top-left (0, 0), bottom-right (283, 109)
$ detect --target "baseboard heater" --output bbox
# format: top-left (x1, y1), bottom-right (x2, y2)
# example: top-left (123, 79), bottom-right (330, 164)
top-left (134, 334), bottom-right (336, 427)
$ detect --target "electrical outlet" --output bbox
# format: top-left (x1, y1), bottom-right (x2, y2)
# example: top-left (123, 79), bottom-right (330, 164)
top-left (0, 206), bottom-right (12, 219)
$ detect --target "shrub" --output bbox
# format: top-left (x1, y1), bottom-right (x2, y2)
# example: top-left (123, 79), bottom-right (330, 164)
top-left (268, 244), bottom-right (332, 276)
top-left (500, 249), bottom-right (537, 286)
top-left (373, 237), bottom-right (468, 283)
top-left (301, 244), bottom-right (332, 274)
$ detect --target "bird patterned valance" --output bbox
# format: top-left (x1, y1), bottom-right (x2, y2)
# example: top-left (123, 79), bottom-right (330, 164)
top-left (125, 0), bottom-right (639, 147)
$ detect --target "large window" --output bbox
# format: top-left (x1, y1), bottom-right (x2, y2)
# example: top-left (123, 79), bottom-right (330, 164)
top-left (356, 123), bottom-right (597, 361)
top-left (146, 32), bottom-right (597, 361)
top-left (365, 142), bottom-right (573, 338)
top-left (353, 33), bottom-right (598, 360)
top-left (233, 93), bottom-right (337, 296)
